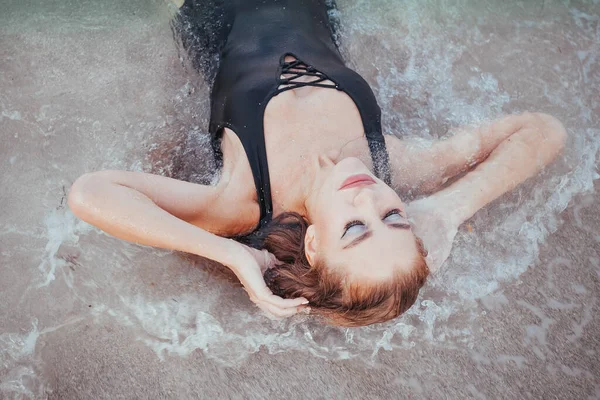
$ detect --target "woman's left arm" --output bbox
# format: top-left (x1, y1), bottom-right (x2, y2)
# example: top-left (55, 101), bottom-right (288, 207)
top-left (406, 112), bottom-right (566, 271)
top-left (386, 113), bottom-right (564, 195)
top-left (432, 112), bottom-right (567, 226)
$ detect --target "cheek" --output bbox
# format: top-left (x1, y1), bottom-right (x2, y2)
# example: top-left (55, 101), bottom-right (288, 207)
top-left (313, 207), bottom-right (345, 247)
top-left (312, 194), bottom-right (341, 234)
top-left (317, 187), bottom-right (345, 214)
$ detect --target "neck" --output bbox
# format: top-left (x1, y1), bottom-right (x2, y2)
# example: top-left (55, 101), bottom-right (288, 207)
top-left (301, 151), bottom-right (340, 222)
top-left (300, 139), bottom-right (372, 220)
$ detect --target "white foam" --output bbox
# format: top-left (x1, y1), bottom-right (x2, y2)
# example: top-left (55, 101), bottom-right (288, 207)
top-left (0, 321), bottom-right (41, 399)
top-left (3, 2), bottom-right (600, 396)
top-left (21, 0), bottom-right (599, 366)
top-left (1, 110), bottom-right (22, 121)
top-left (36, 209), bottom-right (92, 287)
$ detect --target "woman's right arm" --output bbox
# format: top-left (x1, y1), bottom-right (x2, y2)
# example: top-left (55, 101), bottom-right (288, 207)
top-left (68, 171), bottom-right (308, 317)
top-left (68, 170), bottom-right (245, 267)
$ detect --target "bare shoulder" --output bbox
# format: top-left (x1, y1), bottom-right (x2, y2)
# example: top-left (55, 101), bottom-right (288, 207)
top-left (191, 128), bottom-right (261, 236)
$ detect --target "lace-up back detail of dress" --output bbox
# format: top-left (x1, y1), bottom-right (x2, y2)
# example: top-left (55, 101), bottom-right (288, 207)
top-left (184, 0), bottom-right (393, 230)
top-left (276, 55), bottom-right (339, 95)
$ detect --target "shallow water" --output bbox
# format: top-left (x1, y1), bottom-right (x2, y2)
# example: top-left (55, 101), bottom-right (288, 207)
top-left (1, 0), bottom-right (599, 398)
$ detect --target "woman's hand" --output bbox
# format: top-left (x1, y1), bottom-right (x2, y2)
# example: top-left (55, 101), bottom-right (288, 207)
top-left (406, 197), bottom-right (459, 273)
top-left (232, 245), bottom-right (309, 318)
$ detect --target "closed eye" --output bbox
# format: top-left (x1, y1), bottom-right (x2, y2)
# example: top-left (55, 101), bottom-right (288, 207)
top-left (342, 220), bottom-right (366, 238)
top-left (384, 208), bottom-right (411, 229)
top-left (383, 209), bottom-right (403, 221)
top-left (341, 209), bottom-right (411, 248)
top-left (342, 209), bottom-right (406, 238)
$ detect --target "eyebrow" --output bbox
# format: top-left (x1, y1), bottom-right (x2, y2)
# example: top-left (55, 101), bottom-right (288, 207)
top-left (342, 223), bottom-right (411, 250)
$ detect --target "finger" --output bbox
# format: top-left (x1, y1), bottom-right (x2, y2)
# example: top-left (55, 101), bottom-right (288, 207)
top-left (261, 302), bottom-right (307, 318)
top-left (260, 251), bottom-right (282, 272)
top-left (268, 253), bottom-right (285, 268)
top-left (258, 250), bottom-right (271, 272)
top-left (262, 294), bottom-right (309, 309)
top-left (257, 306), bottom-right (281, 321)
top-left (250, 282), bottom-right (309, 308)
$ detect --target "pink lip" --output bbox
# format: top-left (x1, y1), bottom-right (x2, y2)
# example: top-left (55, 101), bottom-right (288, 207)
top-left (339, 174), bottom-right (376, 190)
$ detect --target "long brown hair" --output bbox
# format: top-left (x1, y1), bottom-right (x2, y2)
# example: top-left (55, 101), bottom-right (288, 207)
top-left (237, 212), bottom-right (430, 327)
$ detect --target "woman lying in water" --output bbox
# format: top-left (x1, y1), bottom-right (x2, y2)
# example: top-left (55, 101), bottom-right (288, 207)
top-left (68, 0), bottom-right (567, 327)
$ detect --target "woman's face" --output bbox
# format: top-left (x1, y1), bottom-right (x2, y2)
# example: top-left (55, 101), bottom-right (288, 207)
top-left (305, 157), bottom-right (421, 281)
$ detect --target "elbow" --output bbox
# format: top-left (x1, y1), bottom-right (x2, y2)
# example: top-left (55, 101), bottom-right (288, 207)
top-left (68, 171), bottom-right (113, 221)
top-left (523, 112), bottom-right (568, 156)
top-left (535, 112), bottom-right (567, 151)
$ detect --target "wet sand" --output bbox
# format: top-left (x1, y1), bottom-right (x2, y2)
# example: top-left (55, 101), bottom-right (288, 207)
top-left (1, 0), bottom-right (599, 398)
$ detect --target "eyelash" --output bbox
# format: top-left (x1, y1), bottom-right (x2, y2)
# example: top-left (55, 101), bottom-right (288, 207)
top-left (342, 209), bottom-right (402, 236)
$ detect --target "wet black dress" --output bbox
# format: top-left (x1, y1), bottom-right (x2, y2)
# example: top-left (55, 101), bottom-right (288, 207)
top-left (174, 0), bottom-right (391, 228)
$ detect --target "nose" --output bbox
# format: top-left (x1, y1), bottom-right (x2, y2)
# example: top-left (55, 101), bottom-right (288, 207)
top-left (352, 188), bottom-right (376, 208)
